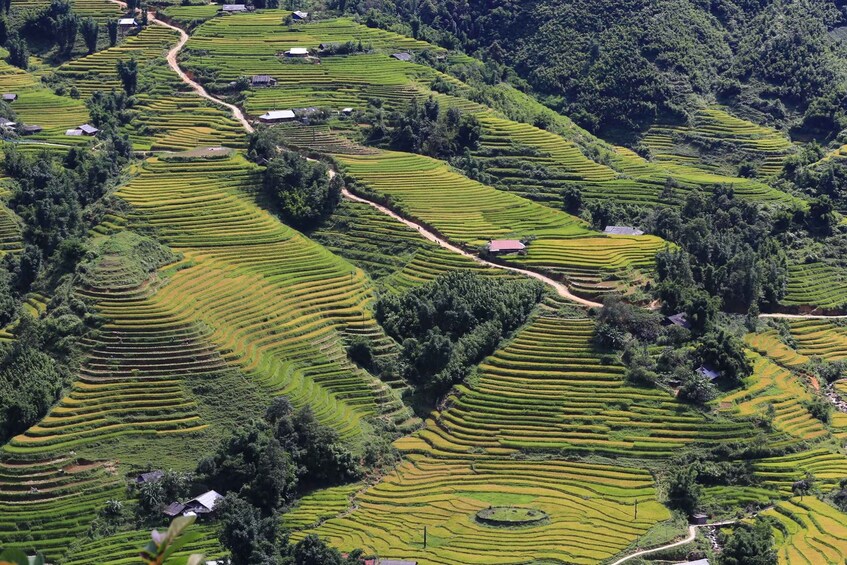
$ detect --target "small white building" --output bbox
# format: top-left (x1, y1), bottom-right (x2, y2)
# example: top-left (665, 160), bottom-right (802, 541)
top-left (284, 47), bottom-right (310, 57)
top-left (291, 10), bottom-right (309, 20)
top-left (118, 17), bottom-right (137, 26)
top-left (221, 4), bottom-right (248, 12)
top-left (259, 110), bottom-right (296, 123)
top-left (604, 225), bottom-right (644, 236)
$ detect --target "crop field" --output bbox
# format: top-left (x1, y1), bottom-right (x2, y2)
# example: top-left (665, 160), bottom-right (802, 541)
top-left (10, 0), bottom-right (122, 19)
top-left (415, 316), bottom-right (755, 458)
top-left (300, 455), bottom-right (669, 565)
top-left (744, 330), bottom-right (810, 368)
top-left (782, 262), bottom-right (847, 310)
top-left (762, 497), bottom-right (847, 564)
top-left (283, 482), bottom-right (363, 530)
top-left (311, 201), bottom-right (503, 293)
top-left (336, 150), bottom-right (665, 295)
top-left (753, 449), bottom-right (847, 495)
top-left (115, 154), bottom-right (414, 435)
top-left (0, 58), bottom-right (91, 146)
top-left (62, 525), bottom-right (226, 565)
top-left (57, 26), bottom-right (245, 150)
top-left (642, 107), bottom-right (792, 177)
top-left (786, 320), bottom-right (847, 361)
top-left (717, 353), bottom-right (828, 445)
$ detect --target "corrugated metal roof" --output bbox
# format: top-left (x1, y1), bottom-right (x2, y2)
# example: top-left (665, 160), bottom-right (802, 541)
top-left (604, 225), bottom-right (644, 236)
top-left (260, 110), bottom-right (296, 120)
top-left (488, 239), bottom-right (525, 252)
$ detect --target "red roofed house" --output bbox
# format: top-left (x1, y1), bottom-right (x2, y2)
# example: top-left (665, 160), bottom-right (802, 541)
top-left (487, 239), bottom-right (526, 254)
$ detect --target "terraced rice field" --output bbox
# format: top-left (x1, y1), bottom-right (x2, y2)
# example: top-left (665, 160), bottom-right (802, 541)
top-left (337, 150), bottom-right (666, 295)
top-left (717, 353), bottom-right (827, 445)
top-left (753, 449), bottom-right (847, 495)
top-left (300, 456), bottom-right (669, 565)
top-left (116, 154), bottom-right (413, 434)
top-left (745, 330), bottom-right (811, 368)
top-left (787, 320), bottom-right (847, 361)
top-left (783, 262), bottom-right (847, 310)
top-left (410, 316), bottom-right (755, 458)
top-left (0, 58), bottom-right (91, 146)
top-left (184, 13), bottom-right (444, 114)
top-left (311, 201), bottom-right (501, 293)
top-left (642, 107), bottom-right (792, 177)
top-left (57, 26), bottom-right (245, 150)
top-left (11, 0), bottom-right (122, 19)
top-left (762, 497), bottom-right (847, 564)
top-left (283, 483), bottom-right (363, 530)
top-left (61, 525), bottom-right (226, 565)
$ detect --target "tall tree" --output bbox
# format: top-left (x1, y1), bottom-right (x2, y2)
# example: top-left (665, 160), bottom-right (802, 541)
top-left (106, 18), bottom-right (118, 46)
top-left (80, 17), bottom-right (98, 54)
top-left (116, 58), bottom-right (138, 95)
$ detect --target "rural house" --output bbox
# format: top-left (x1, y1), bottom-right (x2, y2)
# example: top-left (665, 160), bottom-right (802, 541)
top-left (664, 313), bottom-right (691, 329)
top-left (134, 470), bottom-right (164, 484)
top-left (391, 52), bottom-right (413, 61)
top-left (251, 74), bottom-right (277, 87)
top-left (259, 110), bottom-right (296, 123)
top-left (118, 17), bottom-right (138, 27)
top-left (603, 225), bottom-right (644, 236)
top-left (291, 10), bottom-right (309, 20)
top-left (673, 560), bottom-right (709, 565)
top-left (690, 513), bottom-right (708, 525)
top-left (696, 365), bottom-right (720, 381)
top-left (284, 47), bottom-right (310, 57)
top-left (220, 4), bottom-right (248, 13)
top-left (21, 125), bottom-right (42, 135)
top-left (184, 490), bottom-right (223, 515)
top-left (2, 93), bottom-right (16, 102)
top-left (67, 124), bottom-right (99, 136)
top-left (487, 240), bottom-right (526, 254)
top-left (162, 501), bottom-right (185, 517)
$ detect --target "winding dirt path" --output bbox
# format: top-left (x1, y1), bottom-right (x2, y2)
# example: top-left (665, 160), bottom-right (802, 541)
top-left (342, 189), bottom-right (602, 307)
top-left (106, 8), bottom-right (847, 318)
top-left (609, 520), bottom-right (736, 565)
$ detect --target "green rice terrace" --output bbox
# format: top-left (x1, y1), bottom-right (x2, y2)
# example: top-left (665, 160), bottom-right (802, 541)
top-left (2, 2), bottom-right (847, 565)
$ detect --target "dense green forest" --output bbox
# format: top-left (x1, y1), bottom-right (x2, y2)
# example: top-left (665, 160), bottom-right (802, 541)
top-left (339, 0), bottom-right (847, 140)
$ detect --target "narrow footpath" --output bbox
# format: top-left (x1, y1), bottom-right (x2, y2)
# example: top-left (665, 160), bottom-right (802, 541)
top-left (608, 520), bottom-right (736, 565)
top-left (110, 6), bottom-right (847, 318)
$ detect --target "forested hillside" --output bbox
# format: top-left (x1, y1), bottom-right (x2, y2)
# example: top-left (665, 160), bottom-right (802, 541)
top-left (343, 0), bottom-right (847, 140)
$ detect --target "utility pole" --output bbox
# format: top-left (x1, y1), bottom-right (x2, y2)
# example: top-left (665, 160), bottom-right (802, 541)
top-left (424, 525), bottom-right (427, 549)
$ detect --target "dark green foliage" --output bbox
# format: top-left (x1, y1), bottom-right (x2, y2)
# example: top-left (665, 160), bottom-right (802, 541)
top-left (377, 96), bottom-right (482, 159)
top-left (666, 466), bottom-right (701, 514)
top-left (5, 36), bottom-right (28, 69)
top-left (292, 535), bottom-right (363, 565)
top-left (0, 317), bottom-right (65, 443)
top-left (21, 0), bottom-right (78, 56)
top-left (561, 185), bottom-right (582, 214)
top-left (262, 152), bottom-right (342, 230)
top-left (720, 518), bottom-right (778, 565)
top-left (594, 295), bottom-right (662, 349)
top-left (651, 188), bottom-right (787, 313)
top-left (86, 90), bottom-right (135, 131)
top-left (347, 0), bottom-right (847, 139)
top-left (677, 372), bottom-right (716, 405)
top-left (197, 396), bottom-right (360, 512)
top-left (106, 18), bottom-right (118, 46)
top-left (0, 16), bottom-right (8, 46)
top-left (116, 58), bottom-right (138, 96)
top-left (217, 494), bottom-right (283, 565)
top-left (81, 17), bottom-right (98, 54)
top-left (135, 470), bottom-right (193, 520)
top-left (195, 420), bottom-right (298, 513)
top-left (803, 395), bottom-right (831, 424)
top-left (696, 330), bottom-right (752, 387)
top-left (375, 271), bottom-right (543, 393)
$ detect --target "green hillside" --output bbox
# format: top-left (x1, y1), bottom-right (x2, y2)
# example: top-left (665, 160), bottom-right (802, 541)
top-left (1, 2), bottom-right (847, 565)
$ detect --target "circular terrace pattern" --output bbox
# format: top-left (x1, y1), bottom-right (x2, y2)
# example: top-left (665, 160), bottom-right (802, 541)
top-left (475, 506), bottom-right (549, 528)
